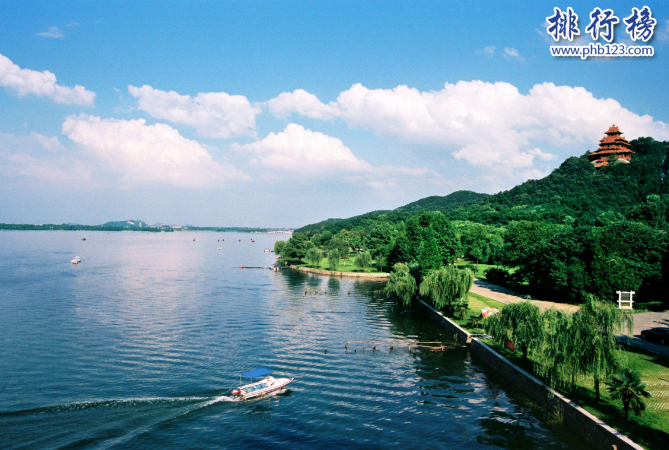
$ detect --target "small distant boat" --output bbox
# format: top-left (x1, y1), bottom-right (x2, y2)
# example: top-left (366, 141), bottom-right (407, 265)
top-left (251, 239), bottom-right (255, 243)
top-left (193, 238), bottom-right (196, 241)
top-left (232, 368), bottom-right (293, 400)
top-left (71, 256), bottom-right (81, 265)
top-left (218, 247), bottom-right (222, 251)
top-left (81, 238), bottom-right (86, 241)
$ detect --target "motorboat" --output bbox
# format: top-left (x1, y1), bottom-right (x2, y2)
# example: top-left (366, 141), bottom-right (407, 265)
top-left (71, 256), bottom-right (81, 265)
top-left (232, 368), bottom-right (293, 400)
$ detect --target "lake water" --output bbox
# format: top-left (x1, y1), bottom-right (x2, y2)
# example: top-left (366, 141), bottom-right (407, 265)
top-left (0, 231), bottom-right (585, 449)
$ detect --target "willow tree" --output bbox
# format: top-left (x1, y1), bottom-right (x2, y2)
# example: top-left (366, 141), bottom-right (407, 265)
top-left (274, 240), bottom-right (287, 257)
top-left (485, 301), bottom-right (542, 361)
top-left (384, 263), bottom-right (417, 306)
top-left (354, 251), bottom-right (372, 271)
top-left (327, 249), bottom-right (340, 271)
top-left (419, 266), bottom-right (473, 312)
top-left (306, 247), bottom-right (322, 268)
top-left (575, 295), bottom-right (632, 402)
top-left (534, 309), bottom-right (575, 388)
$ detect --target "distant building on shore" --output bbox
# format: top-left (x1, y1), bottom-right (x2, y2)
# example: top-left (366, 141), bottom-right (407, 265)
top-left (588, 125), bottom-right (634, 168)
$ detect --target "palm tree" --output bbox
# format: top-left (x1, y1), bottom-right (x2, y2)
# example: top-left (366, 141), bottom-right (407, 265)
top-left (606, 368), bottom-right (651, 420)
top-left (384, 263), bottom-right (417, 306)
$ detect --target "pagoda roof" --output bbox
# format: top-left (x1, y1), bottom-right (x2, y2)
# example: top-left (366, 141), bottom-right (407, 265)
top-left (605, 125), bottom-right (622, 135)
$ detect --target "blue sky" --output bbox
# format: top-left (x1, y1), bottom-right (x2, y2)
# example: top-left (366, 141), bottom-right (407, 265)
top-left (1, 1), bottom-right (668, 227)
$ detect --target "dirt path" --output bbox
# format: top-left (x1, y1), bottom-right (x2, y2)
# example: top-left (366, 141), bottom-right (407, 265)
top-left (470, 280), bottom-right (580, 313)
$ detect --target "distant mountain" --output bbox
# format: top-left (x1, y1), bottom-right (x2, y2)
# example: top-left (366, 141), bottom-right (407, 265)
top-left (102, 219), bottom-right (150, 228)
top-left (395, 191), bottom-right (489, 213)
top-left (295, 190), bottom-right (489, 233)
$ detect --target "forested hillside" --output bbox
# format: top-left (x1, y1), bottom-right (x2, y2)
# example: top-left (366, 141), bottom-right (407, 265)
top-left (280, 137), bottom-right (669, 306)
top-left (296, 191), bottom-right (489, 233)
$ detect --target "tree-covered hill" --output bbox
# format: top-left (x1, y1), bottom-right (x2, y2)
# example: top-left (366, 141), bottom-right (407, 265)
top-left (296, 191), bottom-right (490, 233)
top-left (298, 137), bottom-right (668, 234)
top-left (394, 190), bottom-right (489, 213)
top-left (282, 137), bottom-right (668, 306)
top-left (444, 138), bottom-right (669, 225)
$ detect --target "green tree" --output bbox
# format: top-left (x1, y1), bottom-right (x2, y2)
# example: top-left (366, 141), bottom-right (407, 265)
top-left (431, 213), bottom-right (459, 265)
top-left (387, 228), bottom-right (412, 266)
top-left (485, 301), bottom-right (542, 361)
top-left (575, 296), bottom-right (632, 401)
top-left (501, 221), bottom-right (556, 267)
top-left (606, 368), bottom-right (651, 420)
top-left (306, 247), bottom-right (322, 268)
top-left (418, 228), bottom-right (441, 276)
top-left (630, 194), bottom-right (667, 229)
top-left (273, 240), bottom-right (287, 257)
top-left (384, 263), bottom-right (417, 306)
top-left (354, 251), bottom-right (372, 271)
top-left (419, 266), bottom-right (473, 312)
top-left (327, 249), bottom-right (340, 271)
top-left (281, 233), bottom-right (315, 264)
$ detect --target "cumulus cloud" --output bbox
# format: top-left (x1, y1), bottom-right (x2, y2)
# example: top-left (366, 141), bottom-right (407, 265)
top-left (0, 53), bottom-right (95, 105)
top-left (266, 81), bottom-right (669, 170)
top-left (265, 89), bottom-right (339, 120)
top-left (36, 27), bottom-right (64, 38)
top-left (128, 85), bottom-right (260, 138)
top-left (232, 123), bottom-right (372, 173)
top-left (62, 114), bottom-right (248, 188)
top-left (0, 132), bottom-right (91, 183)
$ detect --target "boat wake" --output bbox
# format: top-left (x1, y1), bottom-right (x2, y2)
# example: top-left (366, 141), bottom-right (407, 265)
top-left (0, 393), bottom-right (243, 450)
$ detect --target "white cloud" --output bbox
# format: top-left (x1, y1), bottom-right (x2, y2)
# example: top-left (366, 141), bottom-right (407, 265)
top-left (62, 114), bottom-right (248, 188)
top-left (36, 27), bottom-right (64, 38)
top-left (475, 46), bottom-right (495, 56)
top-left (232, 123), bottom-right (372, 173)
top-left (0, 132), bottom-right (90, 183)
top-left (266, 81), bottom-right (669, 170)
top-left (503, 47), bottom-right (522, 59)
top-left (265, 89), bottom-right (339, 120)
top-left (128, 85), bottom-right (260, 139)
top-left (0, 53), bottom-right (95, 105)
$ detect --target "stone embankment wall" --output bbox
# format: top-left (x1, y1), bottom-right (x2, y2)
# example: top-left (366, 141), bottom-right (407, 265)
top-left (418, 300), bottom-right (472, 344)
top-left (295, 267), bottom-right (389, 278)
top-left (419, 300), bottom-right (643, 450)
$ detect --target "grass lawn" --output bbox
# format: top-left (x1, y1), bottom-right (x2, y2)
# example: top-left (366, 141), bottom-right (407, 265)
top-left (483, 336), bottom-right (669, 450)
top-left (438, 290), bottom-right (669, 449)
top-left (298, 253), bottom-right (384, 273)
top-left (454, 260), bottom-right (497, 279)
top-left (450, 292), bottom-right (505, 333)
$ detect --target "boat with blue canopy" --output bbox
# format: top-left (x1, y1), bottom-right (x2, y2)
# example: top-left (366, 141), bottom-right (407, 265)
top-left (232, 368), bottom-right (293, 400)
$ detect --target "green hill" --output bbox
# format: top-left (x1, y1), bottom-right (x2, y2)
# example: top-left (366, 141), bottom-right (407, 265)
top-left (442, 137), bottom-right (668, 225)
top-left (297, 137), bottom-right (668, 234)
top-left (395, 191), bottom-right (489, 213)
top-left (296, 191), bottom-right (490, 233)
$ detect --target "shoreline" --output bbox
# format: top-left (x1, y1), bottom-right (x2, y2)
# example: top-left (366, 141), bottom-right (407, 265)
top-left (294, 266), bottom-right (389, 278)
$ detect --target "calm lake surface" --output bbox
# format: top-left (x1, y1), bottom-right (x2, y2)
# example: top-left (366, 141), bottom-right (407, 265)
top-left (0, 231), bottom-right (586, 449)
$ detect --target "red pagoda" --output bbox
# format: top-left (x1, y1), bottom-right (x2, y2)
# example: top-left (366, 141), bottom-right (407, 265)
top-left (588, 125), bottom-right (634, 168)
